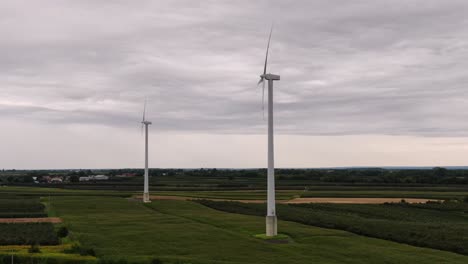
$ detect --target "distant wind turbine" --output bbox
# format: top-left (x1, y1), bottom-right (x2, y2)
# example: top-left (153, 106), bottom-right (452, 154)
top-left (141, 100), bottom-right (152, 203)
top-left (257, 25), bottom-right (280, 237)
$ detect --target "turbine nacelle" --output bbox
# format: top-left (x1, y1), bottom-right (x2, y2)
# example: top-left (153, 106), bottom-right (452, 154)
top-left (142, 120), bottom-right (152, 125)
top-left (261, 73), bottom-right (280, 81)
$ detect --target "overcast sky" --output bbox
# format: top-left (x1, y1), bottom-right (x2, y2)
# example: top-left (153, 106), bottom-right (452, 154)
top-left (2, 0), bottom-right (468, 169)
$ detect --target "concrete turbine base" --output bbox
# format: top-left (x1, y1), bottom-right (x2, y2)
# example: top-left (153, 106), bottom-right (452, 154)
top-left (266, 215), bottom-right (277, 236)
top-left (143, 192), bottom-right (151, 203)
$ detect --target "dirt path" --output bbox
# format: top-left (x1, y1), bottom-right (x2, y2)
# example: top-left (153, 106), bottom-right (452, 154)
top-left (135, 195), bottom-right (437, 204)
top-left (285, 197), bottom-right (438, 204)
top-left (0, 217), bottom-right (62, 223)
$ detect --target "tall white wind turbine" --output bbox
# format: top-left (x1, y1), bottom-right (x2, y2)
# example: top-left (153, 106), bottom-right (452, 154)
top-left (258, 26), bottom-right (280, 236)
top-left (141, 100), bottom-right (152, 203)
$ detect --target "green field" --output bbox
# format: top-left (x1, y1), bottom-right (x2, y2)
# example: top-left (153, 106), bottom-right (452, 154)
top-left (2, 185), bottom-right (468, 202)
top-left (198, 200), bottom-right (468, 255)
top-left (1, 186), bottom-right (468, 263)
top-left (48, 196), bottom-right (468, 264)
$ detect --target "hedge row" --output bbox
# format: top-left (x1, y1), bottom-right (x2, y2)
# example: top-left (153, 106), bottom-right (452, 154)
top-left (0, 223), bottom-right (59, 245)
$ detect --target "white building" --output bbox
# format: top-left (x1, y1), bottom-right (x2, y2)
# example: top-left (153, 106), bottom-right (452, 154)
top-left (89, 175), bottom-right (109, 181)
top-left (50, 177), bottom-right (63, 183)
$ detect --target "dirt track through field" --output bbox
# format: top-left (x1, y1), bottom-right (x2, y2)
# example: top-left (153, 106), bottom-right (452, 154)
top-left (285, 198), bottom-right (437, 204)
top-left (136, 195), bottom-right (437, 204)
top-left (0, 217), bottom-right (62, 223)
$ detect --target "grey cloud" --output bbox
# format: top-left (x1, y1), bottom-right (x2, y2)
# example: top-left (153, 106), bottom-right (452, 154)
top-left (2, 0), bottom-right (468, 137)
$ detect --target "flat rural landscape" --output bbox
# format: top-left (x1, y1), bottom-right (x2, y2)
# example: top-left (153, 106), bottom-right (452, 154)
top-left (3, 0), bottom-right (468, 263)
top-left (1, 168), bottom-right (468, 263)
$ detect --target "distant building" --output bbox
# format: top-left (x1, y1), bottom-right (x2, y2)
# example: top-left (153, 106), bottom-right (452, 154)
top-left (50, 177), bottom-right (63, 183)
top-left (89, 175), bottom-right (109, 181)
top-left (39, 176), bottom-right (51, 183)
top-left (79, 176), bottom-right (90, 182)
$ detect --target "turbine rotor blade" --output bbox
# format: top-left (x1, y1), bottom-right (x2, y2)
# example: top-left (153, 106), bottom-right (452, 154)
top-left (257, 77), bottom-right (264, 85)
top-left (263, 24), bottom-right (273, 76)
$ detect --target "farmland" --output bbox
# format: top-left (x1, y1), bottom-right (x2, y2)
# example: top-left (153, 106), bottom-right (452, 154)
top-left (0, 223), bottom-right (59, 245)
top-left (0, 192), bottom-right (95, 263)
top-left (48, 195), bottom-right (468, 263)
top-left (0, 197), bottom-right (46, 218)
top-left (1, 185), bottom-right (468, 263)
top-left (198, 200), bottom-right (468, 255)
top-left (0, 195), bottom-right (59, 246)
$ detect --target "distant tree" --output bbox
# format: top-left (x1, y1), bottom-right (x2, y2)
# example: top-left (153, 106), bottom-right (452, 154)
top-left (23, 176), bottom-right (34, 183)
top-left (433, 167), bottom-right (448, 178)
top-left (70, 175), bottom-right (79, 183)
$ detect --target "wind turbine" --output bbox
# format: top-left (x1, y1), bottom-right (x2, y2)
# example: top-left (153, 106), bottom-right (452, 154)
top-left (141, 100), bottom-right (152, 203)
top-left (258, 26), bottom-right (280, 237)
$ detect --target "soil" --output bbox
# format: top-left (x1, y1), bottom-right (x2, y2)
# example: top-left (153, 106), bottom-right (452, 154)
top-left (0, 217), bottom-right (62, 223)
top-left (285, 197), bottom-right (437, 204)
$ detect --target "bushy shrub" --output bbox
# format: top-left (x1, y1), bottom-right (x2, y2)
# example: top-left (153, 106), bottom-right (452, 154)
top-left (28, 243), bottom-right (41, 253)
top-left (151, 258), bottom-right (163, 264)
top-left (65, 243), bottom-right (96, 257)
top-left (57, 226), bottom-right (69, 238)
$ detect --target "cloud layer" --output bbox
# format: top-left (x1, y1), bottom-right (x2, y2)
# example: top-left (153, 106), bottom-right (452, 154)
top-left (2, 1), bottom-right (468, 137)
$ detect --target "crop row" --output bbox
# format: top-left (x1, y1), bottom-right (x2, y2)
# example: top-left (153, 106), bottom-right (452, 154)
top-left (197, 200), bottom-right (468, 255)
top-left (0, 198), bottom-right (46, 218)
top-left (0, 223), bottom-right (59, 245)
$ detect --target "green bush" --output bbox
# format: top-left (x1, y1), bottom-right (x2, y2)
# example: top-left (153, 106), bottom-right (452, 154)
top-left (28, 243), bottom-right (41, 253)
top-left (57, 226), bottom-right (69, 238)
top-left (151, 258), bottom-right (163, 264)
top-left (64, 243), bottom-right (96, 257)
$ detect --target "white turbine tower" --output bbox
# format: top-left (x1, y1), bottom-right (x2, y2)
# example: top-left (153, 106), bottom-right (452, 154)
top-left (258, 26), bottom-right (280, 237)
top-left (141, 100), bottom-right (152, 203)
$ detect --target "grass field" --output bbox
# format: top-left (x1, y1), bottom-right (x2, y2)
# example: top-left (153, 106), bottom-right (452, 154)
top-left (49, 196), bottom-right (468, 264)
top-left (199, 200), bottom-right (468, 255)
top-left (2, 186), bottom-right (468, 201)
